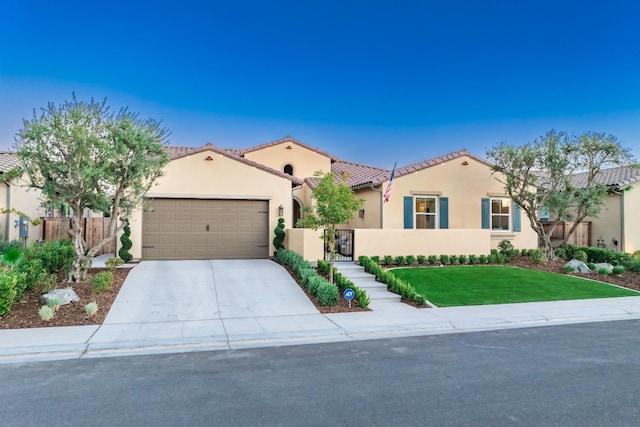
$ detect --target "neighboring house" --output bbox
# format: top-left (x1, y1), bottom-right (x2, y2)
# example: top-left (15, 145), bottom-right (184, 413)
top-left (577, 166), bottom-right (640, 254)
top-left (127, 137), bottom-right (538, 261)
top-left (0, 152), bottom-right (44, 243)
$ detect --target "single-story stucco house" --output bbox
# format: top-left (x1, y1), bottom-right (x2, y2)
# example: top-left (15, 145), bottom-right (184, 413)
top-left (125, 137), bottom-right (538, 261)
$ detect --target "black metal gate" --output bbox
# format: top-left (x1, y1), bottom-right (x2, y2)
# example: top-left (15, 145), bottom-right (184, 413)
top-left (324, 229), bottom-right (354, 262)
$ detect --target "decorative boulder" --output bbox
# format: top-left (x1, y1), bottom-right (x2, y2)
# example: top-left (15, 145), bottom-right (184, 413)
top-left (566, 259), bottom-right (591, 273)
top-left (40, 288), bottom-right (80, 305)
top-left (593, 263), bottom-right (614, 273)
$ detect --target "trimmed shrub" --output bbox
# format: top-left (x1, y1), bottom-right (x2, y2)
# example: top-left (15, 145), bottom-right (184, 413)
top-left (272, 217), bottom-right (286, 256)
top-left (417, 255), bottom-right (426, 265)
top-left (587, 262), bottom-right (597, 271)
top-left (92, 271), bottom-right (114, 294)
top-left (597, 267), bottom-right (610, 276)
top-left (317, 282), bottom-right (339, 306)
top-left (105, 257), bottom-right (124, 271)
top-left (478, 254), bottom-right (488, 264)
top-left (384, 255), bottom-right (393, 266)
top-left (458, 255), bottom-right (467, 265)
top-left (406, 255), bottom-right (415, 266)
top-left (627, 261), bottom-right (640, 273)
top-left (612, 266), bottom-right (625, 275)
top-left (573, 250), bottom-right (588, 263)
top-left (0, 272), bottom-right (19, 316)
top-left (427, 255), bottom-right (438, 265)
top-left (395, 255), bottom-right (406, 266)
top-left (529, 250), bottom-right (543, 264)
top-left (564, 264), bottom-right (575, 273)
top-left (33, 239), bottom-right (74, 275)
top-left (449, 255), bottom-right (458, 265)
top-left (439, 255), bottom-right (450, 265)
top-left (468, 254), bottom-right (477, 265)
top-left (497, 240), bottom-right (517, 257)
top-left (118, 221), bottom-right (133, 262)
top-left (371, 255), bottom-right (380, 264)
top-left (307, 276), bottom-right (325, 297)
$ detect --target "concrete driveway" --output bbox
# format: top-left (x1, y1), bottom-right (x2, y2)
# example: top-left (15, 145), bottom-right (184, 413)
top-left (88, 259), bottom-right (340, 350)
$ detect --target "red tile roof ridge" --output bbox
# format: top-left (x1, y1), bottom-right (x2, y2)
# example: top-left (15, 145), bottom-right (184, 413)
top-left (239, 136), bottom-right (340, 160)
top-left (167, 144), bottom-right (303, 184)
top-left (394, 149), bottom-right (492, 178)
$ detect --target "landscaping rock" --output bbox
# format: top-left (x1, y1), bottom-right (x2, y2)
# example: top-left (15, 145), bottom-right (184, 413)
top-left (40, 288), bottom-right (80, 305)
top-left (594, 263), bottom-right (614, 273)
top-left (566, 259), bottom-right (591, 273)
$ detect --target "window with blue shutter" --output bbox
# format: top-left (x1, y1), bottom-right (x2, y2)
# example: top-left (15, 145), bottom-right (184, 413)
top-left (439, 197), bottom-right (449, 229)
top-left (481, 198), bottom-right (490, 229)
top-left (403, 196), bottom-right (413, 229)
top-left (513, 203), bottom-right (521, 232)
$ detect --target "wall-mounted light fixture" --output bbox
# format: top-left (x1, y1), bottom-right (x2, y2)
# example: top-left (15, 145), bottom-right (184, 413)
top-left (278, 204), bottom-right (284, 216)
top-left (359, 209), bottom-right (365, 218)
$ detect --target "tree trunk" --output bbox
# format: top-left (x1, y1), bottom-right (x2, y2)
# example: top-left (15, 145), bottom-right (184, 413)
top-left (328, 225), bottom-right (336, 284)
top-left (67, 214), bottom-right (91, 282)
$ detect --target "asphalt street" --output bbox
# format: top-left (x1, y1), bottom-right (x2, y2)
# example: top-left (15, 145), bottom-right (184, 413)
top-left (2, 319), bottom-right (639, 426)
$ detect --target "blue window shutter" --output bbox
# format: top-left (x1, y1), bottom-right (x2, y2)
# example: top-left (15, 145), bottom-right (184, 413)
top-left (481, 198), bottom-right (490, 229)
top-left (403, 196), bottom-right (413, 229)
top-left (513, 203), bottom-right (521, 232)
top-left (439, 197), bottom-right (449, 229)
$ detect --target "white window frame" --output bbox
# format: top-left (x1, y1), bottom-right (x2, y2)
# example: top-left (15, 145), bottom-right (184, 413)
top-left (490, 198), bottom-right (510, 231)
top-left (415, 196), bottom-right (438, 229)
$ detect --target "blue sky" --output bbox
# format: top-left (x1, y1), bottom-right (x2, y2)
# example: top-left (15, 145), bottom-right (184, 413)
top-left (1, 0), bottom-right (638, 169)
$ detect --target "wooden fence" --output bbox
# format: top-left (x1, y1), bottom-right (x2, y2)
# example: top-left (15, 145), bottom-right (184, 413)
top-left (40, 217), bottom-right (116, 256)
top-left (542, 221), bottom-right (591, 247)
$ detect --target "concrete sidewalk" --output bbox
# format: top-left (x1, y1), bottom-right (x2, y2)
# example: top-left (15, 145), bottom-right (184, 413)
top-left (1, 259), bottom-right (640, 364)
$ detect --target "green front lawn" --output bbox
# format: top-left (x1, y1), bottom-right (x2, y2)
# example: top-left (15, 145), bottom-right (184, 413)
top-left (390, 266), bottom-right (639, 307)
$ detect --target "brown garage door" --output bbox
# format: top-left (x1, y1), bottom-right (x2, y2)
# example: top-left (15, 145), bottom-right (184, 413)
top-left (142, 199), bottom-right (269, 260)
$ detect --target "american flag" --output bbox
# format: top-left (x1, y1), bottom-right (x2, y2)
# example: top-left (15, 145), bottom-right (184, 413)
top-left (383, 162), bottom-right (396, 203)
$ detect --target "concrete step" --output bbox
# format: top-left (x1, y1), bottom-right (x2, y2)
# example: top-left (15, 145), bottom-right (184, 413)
top-left (365, 288), bottom-right (402, 302)
top-left (347, 277), bottom-right (386, 289)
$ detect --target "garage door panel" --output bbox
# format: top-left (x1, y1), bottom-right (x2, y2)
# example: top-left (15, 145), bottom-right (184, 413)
top-left (143, 198), bottom-right (269, 260)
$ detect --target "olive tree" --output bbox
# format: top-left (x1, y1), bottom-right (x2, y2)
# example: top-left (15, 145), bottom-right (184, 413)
top-left (297, 171), bottom-right (364, 283)
top-left (487, 130), bottom-right (634, 261)
top-left (15, 95), bottom-right (170, 281)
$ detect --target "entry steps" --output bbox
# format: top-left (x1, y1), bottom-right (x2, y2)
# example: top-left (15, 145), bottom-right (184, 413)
top-left (335, 262), bottom-right (407, 309)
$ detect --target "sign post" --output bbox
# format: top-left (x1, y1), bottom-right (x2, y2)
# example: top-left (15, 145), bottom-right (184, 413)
top-left (343, 288), bottom-right (355, 308)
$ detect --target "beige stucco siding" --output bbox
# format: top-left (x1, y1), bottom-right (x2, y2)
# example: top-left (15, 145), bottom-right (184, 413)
top-left (379, 155), bottom-right (537, 250)
top-left (588, 193), bottom-right (622, 251)
top-left (623, 188), bottom-right (640, 253)
top-left (129, 150), bottom-right (293, 259)
top-left (347, 187), bottom-right (382, 229)
top-left (244, 141), bottom-right (332, 179)
top-left (0, 177), bottom-right (44, 243)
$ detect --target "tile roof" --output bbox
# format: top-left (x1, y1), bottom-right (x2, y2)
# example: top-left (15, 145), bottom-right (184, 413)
top-left (571, 166), bottom-right (640, 190)
top-left (167, 143), bottom-right (303, 184)
top-left (305, 149), bottom-right (490, 189)
top-left (0, 152), bottom-right (20, 173)
top-left (394, 149), bottom-right (492, 179)
top-left (238, 136), bottom-right (340, 161)
top-left (331, 161), bottom-right (390, 188)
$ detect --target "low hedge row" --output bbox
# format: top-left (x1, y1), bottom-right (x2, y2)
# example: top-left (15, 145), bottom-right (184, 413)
top-left (275, 249), bottom-right (339, 306)
top-left (358, 256), bottom-right (426, 306)
top-left (317, 260), bottom-right (369, 309)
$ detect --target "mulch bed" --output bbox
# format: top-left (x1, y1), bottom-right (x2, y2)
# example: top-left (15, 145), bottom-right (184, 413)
top-left (0, 268), bottom-right (131, 330)
top-left (281, 264), bottom-right (371, 313)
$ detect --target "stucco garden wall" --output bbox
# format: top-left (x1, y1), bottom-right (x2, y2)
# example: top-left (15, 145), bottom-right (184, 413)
top-left (0, 177), bottom-right (44, 243)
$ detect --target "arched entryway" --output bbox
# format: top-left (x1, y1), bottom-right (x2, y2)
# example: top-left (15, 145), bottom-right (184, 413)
top-left (293, 197), bottom-right (303, 227)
